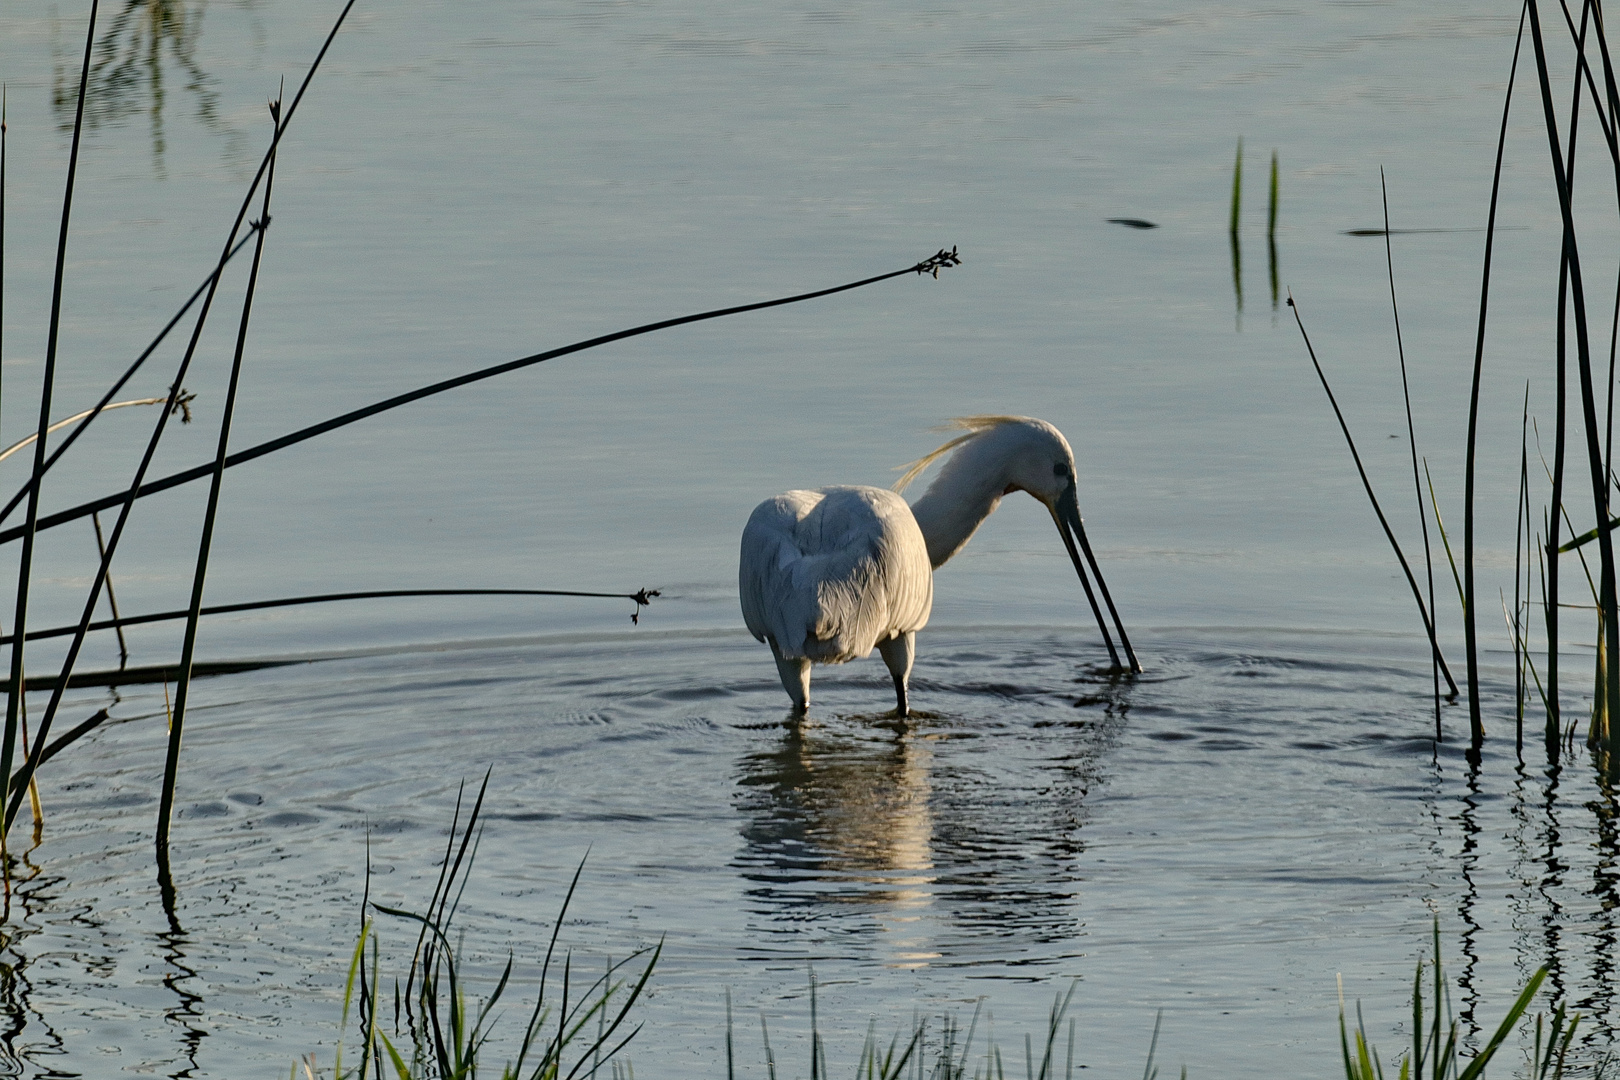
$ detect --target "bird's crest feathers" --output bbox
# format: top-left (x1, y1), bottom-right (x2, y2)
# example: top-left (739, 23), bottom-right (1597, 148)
top-left (891, 415), bottom-right (1030, 493)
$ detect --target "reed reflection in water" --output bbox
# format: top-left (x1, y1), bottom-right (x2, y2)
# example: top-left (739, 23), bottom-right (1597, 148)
top-left (53, 0), bottom-right (240, 170)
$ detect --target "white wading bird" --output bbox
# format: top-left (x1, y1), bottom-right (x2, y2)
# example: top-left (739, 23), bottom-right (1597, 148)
top-left (739, 416), bottom-right (1139, 717)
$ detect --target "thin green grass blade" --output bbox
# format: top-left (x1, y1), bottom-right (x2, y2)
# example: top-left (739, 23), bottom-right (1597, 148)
top-left (1230, 138), bottom-right (1243, 236)
top-left (1456, 967), bottom-right (1546, 1080)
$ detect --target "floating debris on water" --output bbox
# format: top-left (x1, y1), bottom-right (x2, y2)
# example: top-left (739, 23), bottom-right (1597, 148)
top-left (1343, 226), bottom-right (1527, 236)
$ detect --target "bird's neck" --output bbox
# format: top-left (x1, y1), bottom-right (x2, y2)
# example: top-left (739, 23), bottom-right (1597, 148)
top-left (909, 466), bottom-right (1005, 570)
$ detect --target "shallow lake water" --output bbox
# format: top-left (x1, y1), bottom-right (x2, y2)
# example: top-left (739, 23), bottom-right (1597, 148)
top-left (0, 0), bottom-right (1616, 1075)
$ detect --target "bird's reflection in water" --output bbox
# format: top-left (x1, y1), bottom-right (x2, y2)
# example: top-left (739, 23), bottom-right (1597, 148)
top-left (734, 697), bottom-right (1121, 969)
top-left (53, 0), bottom-right (242, 171)
top-left (736, 718), bottom-right (940, 967)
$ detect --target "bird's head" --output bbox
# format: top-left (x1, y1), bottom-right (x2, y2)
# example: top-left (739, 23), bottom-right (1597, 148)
top-left (993, 418), bottom-right (1079, 509)
top-left (894, 415), bottom-right (1139, 673)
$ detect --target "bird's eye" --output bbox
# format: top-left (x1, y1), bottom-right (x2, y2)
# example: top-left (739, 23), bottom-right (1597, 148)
top-left (1053, 463), bottom-right (1069, 477)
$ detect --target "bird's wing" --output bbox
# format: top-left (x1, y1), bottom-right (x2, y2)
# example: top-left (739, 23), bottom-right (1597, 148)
top-left (740, 487), bottom-right (932, 663)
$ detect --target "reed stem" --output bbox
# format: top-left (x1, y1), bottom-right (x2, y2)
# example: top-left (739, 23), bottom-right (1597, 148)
top-left (1381, 169), bottom-right (1444, 735)
top-left (1268, 150), bottom-right (1279, 311)
top-left (0, 250), bottom-right (964, 547)
top-left (1, 0), bottom-right (99, 843)
top-left (0, 586), bottom-right (660, 647)
top-left (1527, 0), bottom-right (1620, 762)
top-left (0, 1), bottom-right (361, 835)
top-left (0, 397), bottom-right (168, 466)
top-left (90, 512), bottom-right (128, 669)
top-left (1464, 0), bottom-right (1527, 752)
top-left (1287, 293), bottom-right (1459, 698)
top-left (1230, 138), bottom-right (1244, 316)
top-left (1547, 0), bottom-right (1597, 761)
top-left (1229, 138), bottom-right (1243, 238)
top-left (156, 94), bottom-right (281, 857)
top-left (1518, 384), bottom-right (1533, 752)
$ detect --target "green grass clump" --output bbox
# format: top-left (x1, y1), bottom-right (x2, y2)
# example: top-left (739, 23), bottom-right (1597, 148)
top-left (305, 788), bottom-right (1612, 1080)
top-left (1340, 921), bottom-right (1607, 1080)
top-left (301, 775), bottom-right (659, 1080)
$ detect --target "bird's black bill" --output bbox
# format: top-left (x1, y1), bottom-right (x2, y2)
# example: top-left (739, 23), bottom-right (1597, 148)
top-left (1052, 485), bottom-right (1142, 674)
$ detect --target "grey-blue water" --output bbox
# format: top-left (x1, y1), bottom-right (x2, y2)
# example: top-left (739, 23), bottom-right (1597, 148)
top-left (0, 0), bottom-right (1613, 1075)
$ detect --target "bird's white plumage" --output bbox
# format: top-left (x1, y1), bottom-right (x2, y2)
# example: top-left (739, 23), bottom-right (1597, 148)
top-left (740, 485), bottom-right (933, 663)
top-left (739, 416), bottom-right (1134, 713)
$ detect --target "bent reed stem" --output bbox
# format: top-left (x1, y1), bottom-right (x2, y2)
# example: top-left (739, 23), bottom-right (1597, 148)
top-left (1287, 293), bottom-right (1460, 700)
top-left (0, 250), bottom-right (964, 549)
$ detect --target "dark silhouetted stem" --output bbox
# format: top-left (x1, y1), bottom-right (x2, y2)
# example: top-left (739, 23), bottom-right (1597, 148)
top-left (1548, 0), bottom-right (1598, 760)
top-left (1465, 1), bottom-right (1527, 752)
top-left (156, 110), bottom-right (280, 857)
top-left (1518, 383), bottom-right (1531, 754)
top-left (1528, 0), bottom-right (1620, 760)
top-left (0, 235), bottom-right (251, 528)
top-left (0, 250), bottom-right (963, 548)
top-left (1, 0), bottom-right (98, 843)
top-left (91, 513), bottom-right (128, 669)
top-left (0, 587), bottom-right (660, 646)
top-left (1381, 169), bottom-right (1444, 736)
top-left (1269, 150), bottom-right (1280, 311)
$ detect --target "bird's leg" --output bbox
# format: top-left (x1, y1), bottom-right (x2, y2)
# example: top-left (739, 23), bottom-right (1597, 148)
top-left (877, 631), bottom-right (915, 717)
top-left (769, 638), bottom-right (811, 716)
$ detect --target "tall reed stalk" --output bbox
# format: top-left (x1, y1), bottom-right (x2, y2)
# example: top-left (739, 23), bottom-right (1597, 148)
top-left (1545, 0), bottom-right (1593, 763)
top-left (1518, 385), bottom-right (1533, 751)
top-left (90, 512), bottom-right (128, 669)
top-left (1380, 169), bottom-right (1445, 735)
top-left (1526, 0), bottom-right (1620, 764)
top-left (1, 0), bottom-right (99, 846)
top-left (1464, 1), bottom-right (1527, 756)
top-left (156, 94), bottom-right (281, 858)
top-left (1230, 138), bottom-right (1243, 314)
top-left (0, 0), bottom-right (361, 837)
top-left (1269, 150), bottom-right (1280, 310)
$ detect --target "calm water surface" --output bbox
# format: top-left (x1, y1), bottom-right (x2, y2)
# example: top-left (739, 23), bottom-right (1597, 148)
top-left (0, 0), bottom-right (1613, 1075)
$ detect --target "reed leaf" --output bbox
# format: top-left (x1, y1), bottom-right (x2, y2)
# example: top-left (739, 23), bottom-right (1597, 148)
top-left (1463, 0), bottom-right (1527, 752)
